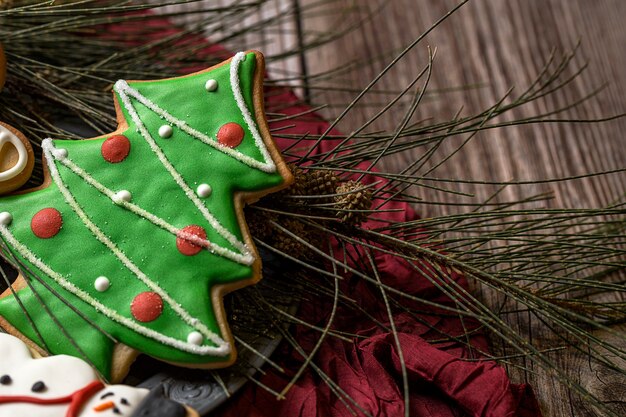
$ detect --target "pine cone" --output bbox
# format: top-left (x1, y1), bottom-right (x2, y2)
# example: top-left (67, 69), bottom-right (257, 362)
top-left (334, 180), bottom-right (372, 226)
top-left (245, 208), bottom-right (276, 240)
top-left (304, 169), bottom-right (338, 197)
top-left (273, 218), bottom-right (311, 255)
top-left (282, 163), bottom-right (308, 196)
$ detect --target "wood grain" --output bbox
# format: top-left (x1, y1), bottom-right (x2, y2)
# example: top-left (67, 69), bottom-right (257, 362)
top-left (165, 0), bottom-right (624, 414)
top-left (298, 1), bottom-right (625, 416)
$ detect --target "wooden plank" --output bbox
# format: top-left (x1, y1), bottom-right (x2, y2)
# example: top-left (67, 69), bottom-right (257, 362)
top-left (166, 0), bottom-right (624, 414)
top-left (298, 1), bottom-right (625, 415)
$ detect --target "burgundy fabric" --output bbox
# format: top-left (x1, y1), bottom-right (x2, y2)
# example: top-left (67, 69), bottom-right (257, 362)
top-left (214, 86), bottom-right (542, 417)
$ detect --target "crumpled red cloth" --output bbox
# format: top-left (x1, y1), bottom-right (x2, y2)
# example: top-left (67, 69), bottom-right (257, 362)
top-left (213, 85), bottom-right (543, 417)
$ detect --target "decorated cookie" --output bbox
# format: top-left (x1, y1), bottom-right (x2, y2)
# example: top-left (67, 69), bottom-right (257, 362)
top-left (0, 123), bottom-right (35, 194)
top-left (0, 51), bottom-right (293, 382)
top-left (0, 332), bottom-right (198, 417)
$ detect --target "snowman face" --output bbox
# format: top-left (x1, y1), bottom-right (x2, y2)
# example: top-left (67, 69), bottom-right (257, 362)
top-left (0, 333), bottom-right (99, 417)
top-left (79, 385), bottom-right (149, 417)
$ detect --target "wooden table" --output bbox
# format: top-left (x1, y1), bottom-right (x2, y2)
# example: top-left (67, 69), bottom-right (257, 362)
top-left (297, 1), bottom-right (626, 415)
top-left (168, 0), bottom-right (625, 414)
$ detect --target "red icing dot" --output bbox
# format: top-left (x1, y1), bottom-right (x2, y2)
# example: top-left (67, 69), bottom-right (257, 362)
top-left (131, 292), bottom-right (163, 322)
top-left (31, 208), bottom-right (63, 239)
top-left (217, 122), bottom-right (244, 148)
top-left (176, 225), bottom-right (208, 256)
top-left (101, 135), bottom-right (131, 163)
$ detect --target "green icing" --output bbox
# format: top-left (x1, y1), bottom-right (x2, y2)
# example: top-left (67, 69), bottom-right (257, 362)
top-left (0, 52), bottom-right (286, 379)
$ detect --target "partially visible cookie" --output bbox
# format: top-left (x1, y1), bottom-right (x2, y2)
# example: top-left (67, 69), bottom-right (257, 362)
top-left (0, 123), bottom-right (35, 194)
top-left (0, 332), bottom-right (198, 417)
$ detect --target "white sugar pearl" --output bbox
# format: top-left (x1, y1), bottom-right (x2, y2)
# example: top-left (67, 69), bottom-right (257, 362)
top-left (196, 184), bottom-right (212, 198)
top-left (158, 125), bottom-right (173, 139)
top-left (94, 276), bottom-right (110, 292)
top-left (54, 148), bottom-right (68, 160)
top-left (0, 212), bottom-right (12, 226)
top-left (112, 190), bottom-right (132, 204)
top-left (205, 79), bottom-right (218, 92)
top-left (187, 331), bottom-right (203, 345)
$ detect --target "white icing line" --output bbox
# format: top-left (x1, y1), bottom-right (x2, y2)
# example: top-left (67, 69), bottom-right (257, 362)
top-left (0, 223), bottom-right (229, 356)
top-left (39, 139), bottom-right (230, 355)
top-left (114, 80), bottom-right (255, 261)
top-left (229, 52), bottom-right (275, 172)
top-left (49, 144), bottom-right (253, 266)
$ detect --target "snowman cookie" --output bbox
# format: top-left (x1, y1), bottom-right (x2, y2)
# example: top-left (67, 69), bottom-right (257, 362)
top-left (0, 333), bottom-right (198, 417)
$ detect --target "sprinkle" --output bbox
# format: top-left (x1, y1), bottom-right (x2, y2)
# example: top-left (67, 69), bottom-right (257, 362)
top-left (187, 331), bottom-right (203, 345)
top-left (158, 125), bottom-right (173, 139)
top-left (112, 190), bottom-right (132, 204)
top-left (0, 212), bottom-right (12, 226)
top-left (205, 79), bottom-right (218, 92)
top-left (196, 184), bottom-right (212, 198)
top-left (94, 276), bottom-right (110, 292)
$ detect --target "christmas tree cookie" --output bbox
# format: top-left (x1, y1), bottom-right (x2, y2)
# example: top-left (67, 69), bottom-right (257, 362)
top-left (0, 51), bottom-right (293, 382)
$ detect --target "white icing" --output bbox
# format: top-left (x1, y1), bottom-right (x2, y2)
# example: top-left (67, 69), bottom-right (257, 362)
top-left (187, 332), bottom-right (203, 346)
top-left (0, 125), bottom-right (29, 181)
top-left (0, 333), bottom-right (99, 417)
top-left (80, 385), bottom-right (149, 417)
top-left (112, 190), bottom-right (132, 204)
top-left (0, 334), bottom-right (151, 417)
top-left (196, 184), bottom-right (211, 198)
top-left (0, 333), bottom-right (42, 373)
top-left (94, 276), bottom-right (110, 292)
top-left (229, 52), bottom-right (277, 172)
top-left (205, 79), bottom-right (218, 92)
top-left (158, 125), bottom-right (173, 139)
top-left (52, 148), bottom-right (68, 160)
top-left (46, 142), bottom-right (251, 266)
top-left (0, 211), bottom-right (12, 225)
